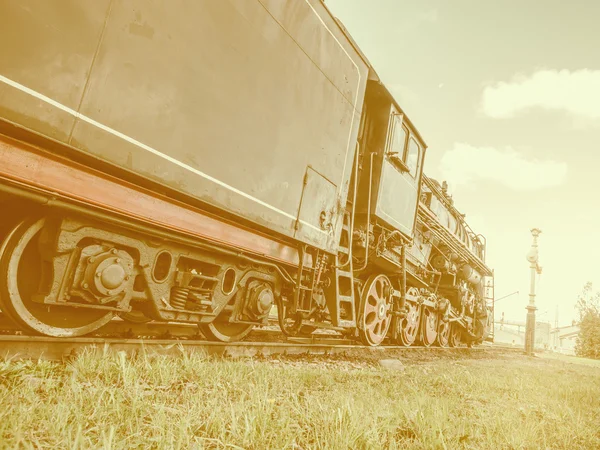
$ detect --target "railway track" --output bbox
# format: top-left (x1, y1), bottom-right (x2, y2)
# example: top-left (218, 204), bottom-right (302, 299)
top-left (0, 335), bottom-right (512, 362)
top-left (0, 315), bottom-right (512, 361)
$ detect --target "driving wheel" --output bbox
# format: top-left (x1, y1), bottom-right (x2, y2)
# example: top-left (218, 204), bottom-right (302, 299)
top-left (420, 305), bottom-right (438, 347)
top-left (358, 274), bottom-right (393, 347)
top-left (437, 318), bottom-right (451, 348)
top-left (395, 297), bottom-right (421, 347)
top-left (449, 323), bottom-right (462, 347)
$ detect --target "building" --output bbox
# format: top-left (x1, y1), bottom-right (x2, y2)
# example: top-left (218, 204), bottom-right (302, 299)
top-left (549, 325), bottom-right (580, 355)
top-left (493, 319), bottom-right (551, 348)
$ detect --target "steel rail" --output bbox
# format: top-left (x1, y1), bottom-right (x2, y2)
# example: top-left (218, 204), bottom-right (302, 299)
top-left (0, 333), bottom-right (516, 362)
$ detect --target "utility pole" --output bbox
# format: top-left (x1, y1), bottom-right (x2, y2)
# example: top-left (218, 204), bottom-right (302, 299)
top-left (525, 228), bottom-right (542, 355)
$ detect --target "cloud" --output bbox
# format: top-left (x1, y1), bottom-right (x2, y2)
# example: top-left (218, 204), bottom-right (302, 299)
top-left (481, 69), bottom-right (600, 120)
top-left (440, 143), bottom-right (568, 190)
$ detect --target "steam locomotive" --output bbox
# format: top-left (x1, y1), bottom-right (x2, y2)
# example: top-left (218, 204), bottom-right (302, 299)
top-left (0, 0), bottom-right (493, 346)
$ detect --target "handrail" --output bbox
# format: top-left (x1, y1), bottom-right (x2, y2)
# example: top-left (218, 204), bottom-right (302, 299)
top-left (417, 205), bottom-right (492, 276)
top-left (353, 152), bottom-right (375, 273)
top-left (422, 175), bottom-right (486, 251)
top-left (337, 141), bottom-right (360, 270)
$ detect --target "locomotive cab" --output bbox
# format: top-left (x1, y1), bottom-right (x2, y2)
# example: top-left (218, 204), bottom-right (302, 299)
top-left (352, 79), bottom-right (427, 272)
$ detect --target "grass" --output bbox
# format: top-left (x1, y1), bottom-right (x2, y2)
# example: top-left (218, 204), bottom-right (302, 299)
top-left (0, 348), bottom-right (599, 449)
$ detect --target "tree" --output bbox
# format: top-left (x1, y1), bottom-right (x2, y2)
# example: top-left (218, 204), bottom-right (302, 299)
top-left (575, 282), bottom-right (600, 359)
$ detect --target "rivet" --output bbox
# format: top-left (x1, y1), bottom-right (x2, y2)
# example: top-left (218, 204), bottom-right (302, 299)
top-left (96, 272), bottom-right (101, 277)
top-left (88, 257), bottom-right (95, 264)
top-left (82, 283), bottom-right (89, 289)
top-left (111, 249), bottom-right (118, 254)
top-left (116, 258), bottom-right (121, 263)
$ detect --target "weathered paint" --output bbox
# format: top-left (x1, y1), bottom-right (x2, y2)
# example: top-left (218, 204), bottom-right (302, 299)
top-left (0, 0), bottom-right (369, 253)
top-left (0, 135), bottom-right (307, 267)
top-left (376, 161), bottom-right (420, 236)
top-left (374, 105), bottom-right (425, 239)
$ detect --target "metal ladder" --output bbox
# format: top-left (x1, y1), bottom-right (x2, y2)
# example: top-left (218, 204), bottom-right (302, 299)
top-left (327, 211), bottom-right (356, 327)
top-left (293, 245), bottom-right (317, 315)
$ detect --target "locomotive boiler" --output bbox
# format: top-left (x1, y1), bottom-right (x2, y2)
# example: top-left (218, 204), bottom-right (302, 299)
top-left (0, 0), bottom-right (493, 346)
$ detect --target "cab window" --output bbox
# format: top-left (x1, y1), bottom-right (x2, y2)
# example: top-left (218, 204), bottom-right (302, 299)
top-left (406, 138), bottom-right (420, 178)
top-left (390, 115), bottom-right (407, 158)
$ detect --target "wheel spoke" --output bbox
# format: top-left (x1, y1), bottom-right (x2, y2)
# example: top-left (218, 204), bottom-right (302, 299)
top-left (359, 274), bottom-right (393, 346)
top-left (438, 319), bottom-right (450, 347)
top-left (421, 307), bottom-right (438, 347)
top-left (449, 324), bottom-right (462, 347)
top-left (364, 295), bottom-right (379, 315)
top-left (375, 279), bottom-right (383, 299)
top-left (396, 299), bottom-right (420, 347)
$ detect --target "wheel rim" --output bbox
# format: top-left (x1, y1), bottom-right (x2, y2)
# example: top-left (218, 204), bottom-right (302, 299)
top-left (199, 319), bottom-right (254, 343)
top-left (119, 310), bottom-right (152, 324)
top-left (449, 324), bottom-right (462, 347)
top-left (397, 300), bottom-right (420, 347)
top-left (421, 306), bottom-right (438, 347)
top-left (437, 319), bottom-right (450, 347)
top-left (0, 218), bottom-right (114, 337)
top-left (298, 324), bottom-right (318, 336)
top-left (359, 274), bottom-right (392, 347)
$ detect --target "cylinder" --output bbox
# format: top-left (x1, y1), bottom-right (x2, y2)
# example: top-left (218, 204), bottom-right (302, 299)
top-left (432, 255), bottom-right (449, 272)
top-left (459, 264), bottom-right (482, 285)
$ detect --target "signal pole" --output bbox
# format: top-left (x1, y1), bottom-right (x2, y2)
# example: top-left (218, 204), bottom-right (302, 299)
top-left (525, 228), bottom-right (542, 355)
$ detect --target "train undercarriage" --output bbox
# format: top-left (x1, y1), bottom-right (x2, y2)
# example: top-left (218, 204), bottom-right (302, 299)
top-left (0, 199), bottom-right (489, 348)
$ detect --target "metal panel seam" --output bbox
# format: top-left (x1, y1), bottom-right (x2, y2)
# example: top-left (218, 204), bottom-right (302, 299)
top-left (255, 0), bottom-right (362, 201)
top-left (67, 0), bottom-right (115, 144)
top-left (301, 0), bottom-right (362, 199)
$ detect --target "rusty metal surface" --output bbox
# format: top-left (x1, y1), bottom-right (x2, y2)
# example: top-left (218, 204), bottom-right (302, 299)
top-left (0, 0), bottom-right (369, 254)
top-left (0, 135), bottom-right (307, 267)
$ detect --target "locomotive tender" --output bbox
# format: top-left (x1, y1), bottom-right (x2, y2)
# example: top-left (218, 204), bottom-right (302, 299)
top-left (0, 0), bottom-right (493, 346)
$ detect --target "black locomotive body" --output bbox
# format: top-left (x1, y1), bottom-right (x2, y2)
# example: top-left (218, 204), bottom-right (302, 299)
top-left (0, 0), bottom-right (493, 346)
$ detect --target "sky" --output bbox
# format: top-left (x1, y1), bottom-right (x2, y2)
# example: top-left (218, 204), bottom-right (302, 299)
top-left (325, 0), bottom-right (600, 327)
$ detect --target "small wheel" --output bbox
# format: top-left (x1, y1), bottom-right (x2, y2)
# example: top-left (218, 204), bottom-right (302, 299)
top-left (420, 306), bottom-right (438, 347)
top-left (119, 310), bottom-right (152, 324)
top-left (199, 319), bottom-right (254, 343)
top-left (0, 218), bottom-right (114, 337)
top-left (298, 324), bottom-right (318, 335)
top-left (449, 324), bottom-right (462, 347)
top-left (395, 300), bottom-right (421, 347)
top-left (437, 319), bottom-right (451, 348)
top-left (358, 274), bottom-right (393, 347)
